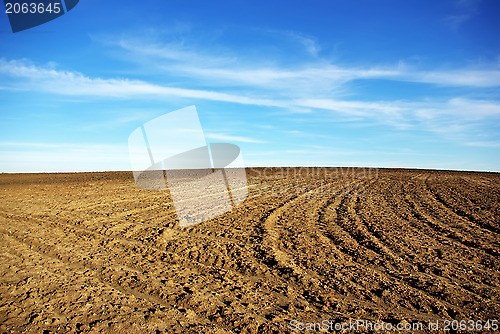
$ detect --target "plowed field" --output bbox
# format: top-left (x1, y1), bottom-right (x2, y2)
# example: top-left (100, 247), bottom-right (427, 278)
top-left (0, 168), bottom-right (499, 333)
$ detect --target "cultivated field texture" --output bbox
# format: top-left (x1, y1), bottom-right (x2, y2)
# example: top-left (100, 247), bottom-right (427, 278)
top-left (0, 168), bottom-right (499, 333)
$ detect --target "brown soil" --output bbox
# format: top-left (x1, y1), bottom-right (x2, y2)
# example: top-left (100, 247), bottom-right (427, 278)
top-left (0, 168), bottom-right (499, 333)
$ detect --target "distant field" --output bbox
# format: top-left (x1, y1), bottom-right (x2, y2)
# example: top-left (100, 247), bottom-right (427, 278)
top-left (0, 168), bottom-right (499, 333)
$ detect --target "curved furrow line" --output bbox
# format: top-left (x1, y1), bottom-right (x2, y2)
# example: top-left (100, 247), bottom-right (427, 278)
top-left (459, 175), bottom-right (496, 188)
top-left (403, 175), bottom-right (497, 258)
top-left (425, 176), bottom-right (500, 236)
top-left (343, 179), bottom-right (403, 263)
top-left (354, 179), bottom-right (425, 267)
top-left (314, 185), bottom-right (419, 313)
top-left (0, 210), bottom-right (268, 287)
top-left (315, 179), bottom-right (409, 272)
top-left (0, 235), bottom-right (209, 334)
top-left (0, 222), bottom-right (175, 310)
top-left (298, 180), bottom-right (380, 281)
top-left (290, 178), bottom-right (463, 321)
top-left (351, 178), bottom-right (456, 276)
top-left (2, 190), bottom-right (313, 320)
top-left (313, 190), bottom-right (460, 320)
top-left (0, 216), bottom-right (273, 333)
top-left (403, 175), bottom-right (489, 248)
top-left (398, 180), bottom-right (500, 303)
top-left (319, 175), bottom-right (497, 319)
top-left (364, 177), bottom-right (498, 293)
top-left (64, 177), bottom-right (318, 243)
top-left (3, 200), bottom-right (179, 244)
top-left (0, 210), bottom-right (171, 251)
top-left (359, 176), bottom-right (459, 270)
top-left (261, 179), bottom-right (336, 283)
top-left (2, 169), bottom-right (499, 332)
top-left (0, 212), bottom-right (231, 289)
top-left (306, 180), bottom-right (418, 311)
top-left (403, 192), bottom-right (496, 257)
top-left (327, 179), bottom-right (470, 316)
top-left (409, 176), bottom-right (500, 257)
top-left (315, 180), bottom-right (378, 263)
top-left (69, 202), bottom-right (178, 225)
top-left (305, 179), bottom-right (353, 257)
top-left (258, 179), bottom-right (405, 317)
top-left (42, 190), bottom-right (165, 215)
top-left (247, 177), bottom-right (318, 240)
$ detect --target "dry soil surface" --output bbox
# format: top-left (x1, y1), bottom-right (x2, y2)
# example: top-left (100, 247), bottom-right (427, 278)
top-left (0, 168), bottom-right (499, 333)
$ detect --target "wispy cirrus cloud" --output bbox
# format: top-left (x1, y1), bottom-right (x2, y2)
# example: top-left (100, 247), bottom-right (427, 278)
top-left (465, 141), bottom-right (500, 148)
top-left (0, 58), bottom-right (285, 106)
top-left (1, 56), bottom-right (500, 152)
top-left (409, 69), bottom-right (500, 87)
top-left (205, 133), bottom-right (265, 143)
top-left (288, 32), bottom-right (321, 57)
top-left (0, 58), bottom-right (405, 117)
top-left (107, 36), bottom-right (500, 89)
top-left (1, 58), bottom-right (499, 125)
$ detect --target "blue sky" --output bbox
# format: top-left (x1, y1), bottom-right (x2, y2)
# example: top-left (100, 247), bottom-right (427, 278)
top-left (1, 0), bottom-right (499, 172)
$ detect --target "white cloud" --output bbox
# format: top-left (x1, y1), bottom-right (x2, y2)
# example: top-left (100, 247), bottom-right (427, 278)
top-left (410, 69), bottom-right (500, 87)
top-left (105, 38), bottom-right (500, 89)
top-left (0, 58), bottom-right (285, 106)
top-left (1, 58), bottom-right (500, 142)
top-left (412, 98), bottom-right (500, 120)
top-left (465, 141), bottom-right (500, 148)
top-left (205, 133), bottom-right (265, 143)
top-left (284, 31), bottom-right (321, 56)
top-left (294, 98), bottom-right (405, 117)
